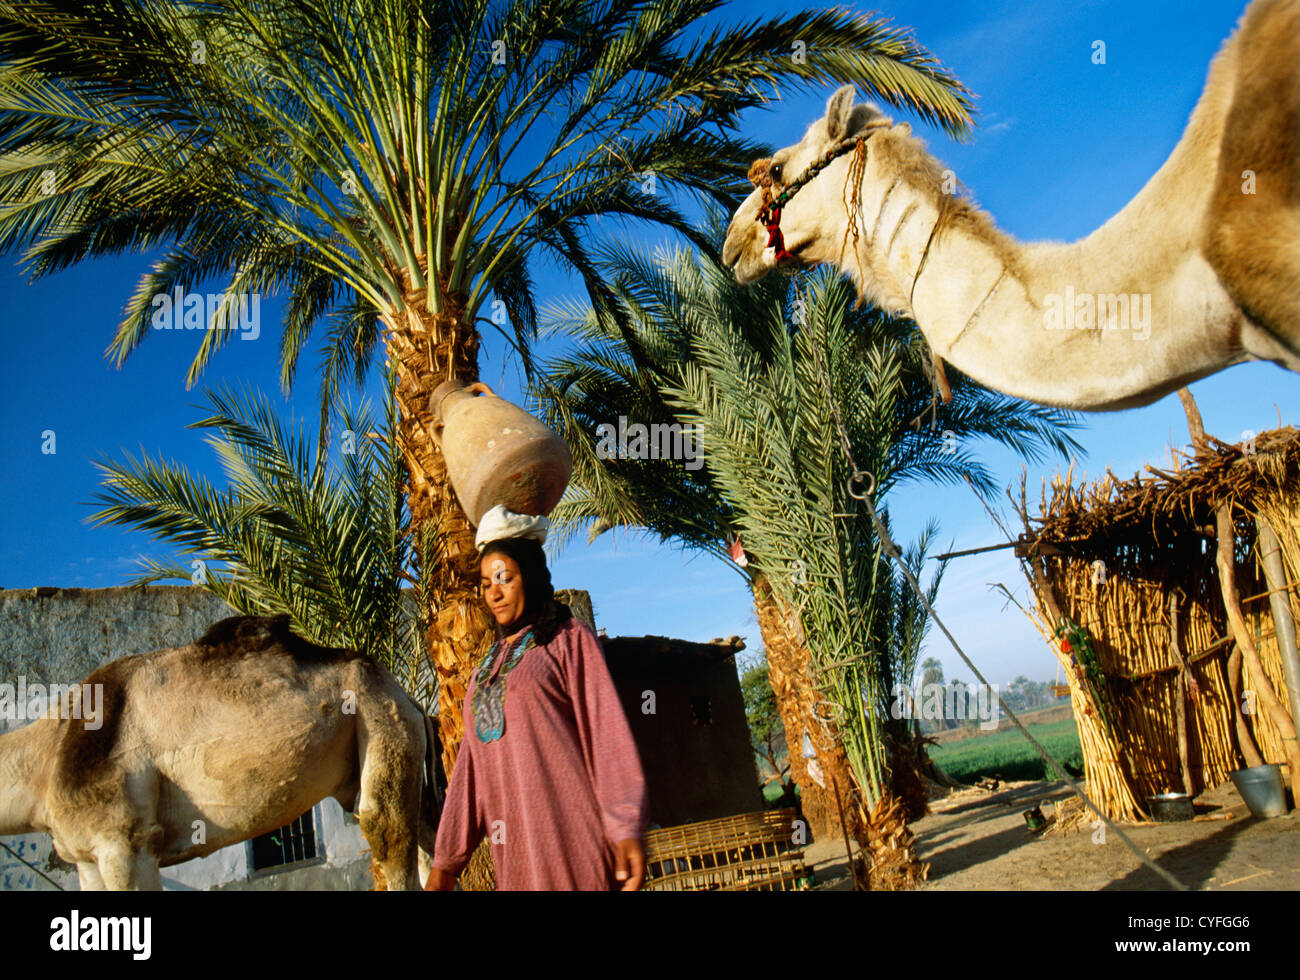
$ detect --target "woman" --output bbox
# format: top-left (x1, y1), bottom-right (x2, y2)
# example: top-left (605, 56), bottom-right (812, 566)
top-left (424, 508), bottom-right (649, 891)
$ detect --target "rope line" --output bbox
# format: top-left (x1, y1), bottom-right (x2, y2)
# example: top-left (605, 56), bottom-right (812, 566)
top-left (0, 839), bottom-right (67, 891)
top-left (813, 349), bottom-right (1188, 892)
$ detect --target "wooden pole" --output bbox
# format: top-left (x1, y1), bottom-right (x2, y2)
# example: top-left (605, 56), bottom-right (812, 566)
top-left (1176, 389), bottom-right (1209, 454)
top-left (1227, 644), bottom-right (1266, 768)
top-left (1256, 517), bottom-right (1300, 728)
top-left (1214, 506), bottom-right (1300, 802)
top-left (1169, 593), bottom-right (1195, 795)
top-left (1178, 387), bottom-right (1298, 796)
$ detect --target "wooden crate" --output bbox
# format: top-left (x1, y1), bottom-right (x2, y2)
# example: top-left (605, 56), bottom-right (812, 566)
top-left (642, 808), bottom-right (810, 891)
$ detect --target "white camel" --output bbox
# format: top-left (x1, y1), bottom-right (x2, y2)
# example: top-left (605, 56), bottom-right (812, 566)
top-left (722, 0), bottom-right (1299, 411)
top-left (0, 615), bottom-right (442, 891)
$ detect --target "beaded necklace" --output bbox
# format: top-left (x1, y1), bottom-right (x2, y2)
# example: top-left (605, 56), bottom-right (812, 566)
top-left (470, 627), bottom-right (536, 743)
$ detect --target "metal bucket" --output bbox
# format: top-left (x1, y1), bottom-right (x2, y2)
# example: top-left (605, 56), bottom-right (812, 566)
top-left (1229, 764), bottom-right (1289, 819)
top-left (1147, 792), bottom-right (1194, 822)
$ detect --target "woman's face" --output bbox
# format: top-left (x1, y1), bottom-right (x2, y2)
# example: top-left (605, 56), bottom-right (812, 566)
top-left (481, 552), bottom-right (527, 629)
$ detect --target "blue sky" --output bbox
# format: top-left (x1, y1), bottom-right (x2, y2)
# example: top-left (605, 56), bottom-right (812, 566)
top-left (2, 0), bottom-right (1293, 689)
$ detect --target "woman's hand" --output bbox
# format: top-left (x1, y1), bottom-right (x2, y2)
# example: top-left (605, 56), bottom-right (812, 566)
top-left (424, 867), bottom-right (457, 891)
top-left (613, 838), bottom-right (645, 891)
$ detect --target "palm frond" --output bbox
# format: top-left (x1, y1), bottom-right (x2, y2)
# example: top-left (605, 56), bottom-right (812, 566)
top-left (531, 233), bottom-right (1082, 806)
top-left (88, 373), bottom-right (418, 676)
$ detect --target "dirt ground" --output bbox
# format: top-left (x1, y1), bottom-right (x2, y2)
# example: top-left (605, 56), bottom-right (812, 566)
top-left (805, 778), bottom-right (1299, 891)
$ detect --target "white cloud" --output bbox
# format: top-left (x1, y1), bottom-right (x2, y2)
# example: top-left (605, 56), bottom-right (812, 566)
top-left (983, 114), bottom-right (1016, 135)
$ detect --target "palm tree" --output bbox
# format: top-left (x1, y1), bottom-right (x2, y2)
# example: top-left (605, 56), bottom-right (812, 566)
top-left (533, 243), bottom-right (1083, 886)
top-left (916, 656), bottom-right (945, 735)
top-left (87, 374), bottom-right (453, 889)
top-left (0, 0), bottom-right (977, 774)
top-left (873, 521), bottom-right (948, 814)
top-left (88, 376), bottom-right (434, 696)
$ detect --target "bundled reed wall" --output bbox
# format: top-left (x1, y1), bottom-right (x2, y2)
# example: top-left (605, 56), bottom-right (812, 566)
top-left (1015, 429), bottom-right (1299, 821)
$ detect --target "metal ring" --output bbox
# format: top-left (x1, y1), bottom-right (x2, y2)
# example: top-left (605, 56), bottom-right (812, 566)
top-left (847, 470), bottom-right (875, 500)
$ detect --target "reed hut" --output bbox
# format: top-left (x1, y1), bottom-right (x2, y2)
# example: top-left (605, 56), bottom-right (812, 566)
top-left (1014, 426), bottom-right (1300, 822)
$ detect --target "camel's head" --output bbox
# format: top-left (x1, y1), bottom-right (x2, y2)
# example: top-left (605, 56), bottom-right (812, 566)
top-left (722, 85), bottom-right (893, 288)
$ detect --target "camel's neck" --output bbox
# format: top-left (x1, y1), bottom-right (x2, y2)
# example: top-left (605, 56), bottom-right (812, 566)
top-left (0, 722), bottom-right (56, 835)
top-left (843, 126), bottom-right (1242, 411)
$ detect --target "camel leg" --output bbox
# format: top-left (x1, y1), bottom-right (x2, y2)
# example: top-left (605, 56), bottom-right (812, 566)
top-left (130, 851), bottom-right (163, 890)
top-left (416, 712), bottom-right (444, 889)
top-left (76, 861), bottom-right (105, 891)
top-left (86, 820), bottom-right (136, 890)
top-left (417, 847), bottom-right (434, 890)
top-left (95, 812), bottom-right (165, 891)
top-left (95, 842), bottom-right (161, 891)
top-left (357, 772), bottom-right (421, 890)
top-left (356, 719), bottom-right (424, 891)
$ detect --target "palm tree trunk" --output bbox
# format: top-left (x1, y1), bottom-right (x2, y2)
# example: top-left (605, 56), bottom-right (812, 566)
top-left (862, 791), bottom-right (928, 890)
top-left (883, 717), bottom-right (934, 819)
top-left (752, 575), bottom-right (928, 889)
top-left (384, 287), bottom-right (497, 890)
top-left (752, 575), bottom-right (855, 841)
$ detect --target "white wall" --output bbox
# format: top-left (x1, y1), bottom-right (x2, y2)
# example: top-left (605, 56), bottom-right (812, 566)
top-left (1, 796), bottom-right (373, 892)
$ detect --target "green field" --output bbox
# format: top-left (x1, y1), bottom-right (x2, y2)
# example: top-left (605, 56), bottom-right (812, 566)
top-left (927, 718), bottom-right (1083, 783)
top-left (758, 718), bottom-right (1083, 800)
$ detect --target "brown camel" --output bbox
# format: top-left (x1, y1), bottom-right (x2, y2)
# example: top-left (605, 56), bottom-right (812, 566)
top-left (0, 615), bottom-right (442, 890)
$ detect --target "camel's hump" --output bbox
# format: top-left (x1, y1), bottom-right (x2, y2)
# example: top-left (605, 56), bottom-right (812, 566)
top-left (193, 614), bottom-right (363, 663)
top-left (52, 615), bottom-right (369, 796)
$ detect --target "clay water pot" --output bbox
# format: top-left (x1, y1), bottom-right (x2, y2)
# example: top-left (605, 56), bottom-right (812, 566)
top-left (429, 380), bottom-right (572, 526)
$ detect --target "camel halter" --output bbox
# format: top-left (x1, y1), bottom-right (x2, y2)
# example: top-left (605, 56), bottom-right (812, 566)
top-left (749, 120), bottom-right (955, 407)
top-left (750, 121), bottom-right (891, 264)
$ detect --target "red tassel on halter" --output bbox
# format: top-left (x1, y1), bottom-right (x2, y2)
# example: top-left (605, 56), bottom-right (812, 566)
top-left (764, 206), bottom-right (793, 263)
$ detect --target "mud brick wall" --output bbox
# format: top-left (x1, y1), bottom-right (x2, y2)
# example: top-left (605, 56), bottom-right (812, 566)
top-left (0, 585), bottom-right (236, 723)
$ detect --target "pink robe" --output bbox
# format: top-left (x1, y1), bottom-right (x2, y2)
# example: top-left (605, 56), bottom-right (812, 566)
top-left (431, 616), bottom-right (649, 890)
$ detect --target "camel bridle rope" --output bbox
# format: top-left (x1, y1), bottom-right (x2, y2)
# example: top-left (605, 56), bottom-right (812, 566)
top-left (749, 123), bottom-right (959, 415)
top-left (749, 121), bottom-right (891, 265)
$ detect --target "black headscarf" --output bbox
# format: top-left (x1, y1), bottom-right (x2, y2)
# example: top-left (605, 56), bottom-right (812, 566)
top-left (479, 536), bottom-right (572, 646)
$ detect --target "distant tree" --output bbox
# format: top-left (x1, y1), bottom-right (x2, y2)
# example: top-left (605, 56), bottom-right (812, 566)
top-left (1030, 679), bottom-right (1051, 709)
top-left (1004, 677), bottom-right (1028, 714)
top-left (1011, 674), bottom-right (1056, 712)
top-left (945, 678), bottom-right (968, 732)
top-left (741, 659), bottom-right (792, 799)
top-left (913, 659), bottom-right (944, 734)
